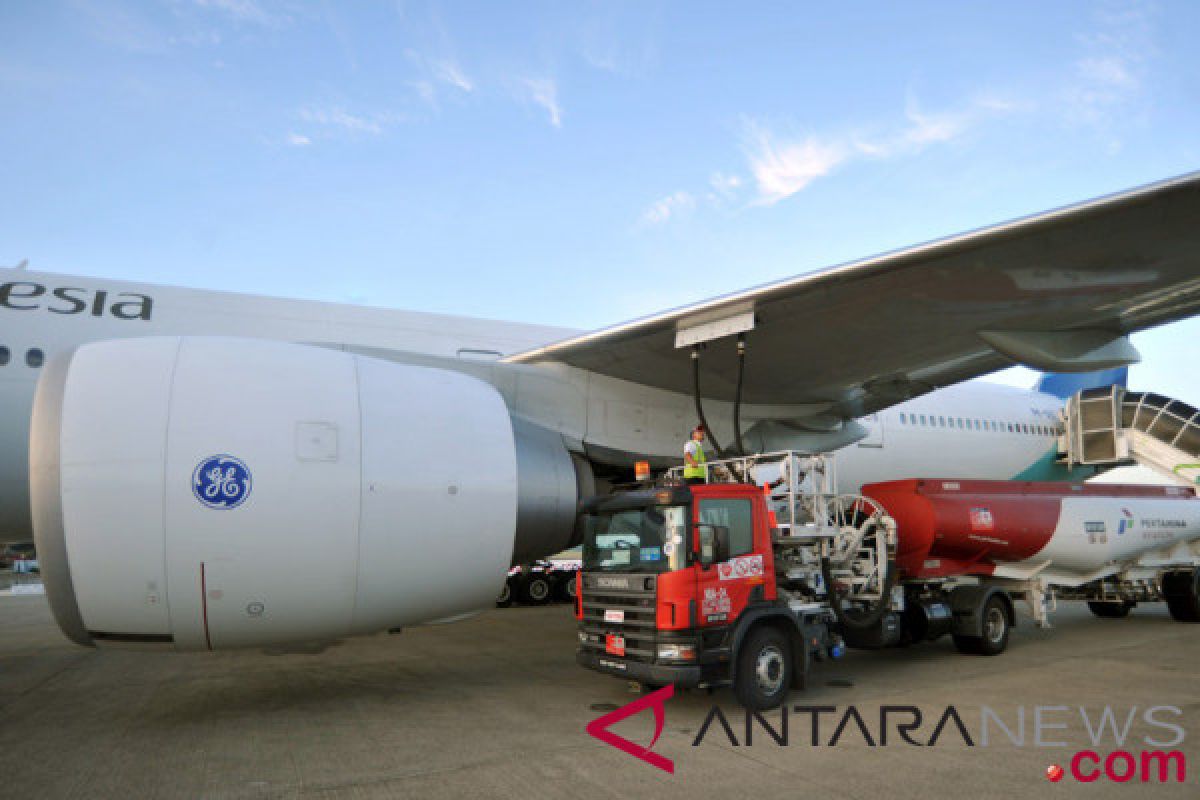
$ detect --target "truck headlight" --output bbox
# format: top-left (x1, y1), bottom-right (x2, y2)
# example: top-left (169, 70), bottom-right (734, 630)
top-left (656, 643), bottom-right (696, 662)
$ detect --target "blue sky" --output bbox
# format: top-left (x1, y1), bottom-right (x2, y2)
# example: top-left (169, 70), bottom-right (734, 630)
top-left (2, 1), bottom-right (1198, 397)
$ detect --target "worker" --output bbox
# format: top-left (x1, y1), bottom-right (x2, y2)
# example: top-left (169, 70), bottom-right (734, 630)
top-left (683, 424), bottom-right (709, 485)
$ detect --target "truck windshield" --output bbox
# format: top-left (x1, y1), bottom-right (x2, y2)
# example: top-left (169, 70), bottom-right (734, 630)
top-left (582, 505), bottom-right (689, 573)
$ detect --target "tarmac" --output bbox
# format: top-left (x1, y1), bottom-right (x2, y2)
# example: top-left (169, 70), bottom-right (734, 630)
top-left (2, 573), bottom-right (1200, 799)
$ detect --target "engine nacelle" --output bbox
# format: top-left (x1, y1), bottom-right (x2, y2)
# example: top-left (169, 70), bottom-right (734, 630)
top-left (29, 337), bottom-right (561, 651)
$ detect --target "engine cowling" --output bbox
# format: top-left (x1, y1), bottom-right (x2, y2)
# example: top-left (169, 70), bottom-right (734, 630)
top-left (30, 337), bottom-right (570, 651)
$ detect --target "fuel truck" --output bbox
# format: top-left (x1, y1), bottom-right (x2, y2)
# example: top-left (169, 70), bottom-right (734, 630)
top-left (575, 451), bottom-right (1200, 709)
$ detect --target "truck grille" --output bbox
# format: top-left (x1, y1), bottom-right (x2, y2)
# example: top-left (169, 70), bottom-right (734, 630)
top-left (579, 573), bottom-right (657, 662)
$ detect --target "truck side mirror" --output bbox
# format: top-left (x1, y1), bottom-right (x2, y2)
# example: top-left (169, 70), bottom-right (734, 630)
top-left (697, 524), bottom-right (731, 567)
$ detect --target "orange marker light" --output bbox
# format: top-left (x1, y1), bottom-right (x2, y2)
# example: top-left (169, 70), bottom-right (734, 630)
top-left (635, 460), bottom-right (650, 481)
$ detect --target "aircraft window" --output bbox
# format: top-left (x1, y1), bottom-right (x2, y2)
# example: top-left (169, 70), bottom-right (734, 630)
top-left (919, 414), bottom-right (927, 425)
top-left (1007, 423), bottom-right (1014, 432)
top-left (956, 418), bottom-right (963, 429)
top-left (26, 348), bottom-right (43, 368)
top-left (0, 346), bottom-right (8, 366)
top-left (899, 413), bottom-right (907, 424)
top-left (938, 416), bottom-right (946, 427)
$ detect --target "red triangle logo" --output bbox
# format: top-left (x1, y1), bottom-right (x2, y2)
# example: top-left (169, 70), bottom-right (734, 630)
top-left (585, 685), bottom-right (675, 773)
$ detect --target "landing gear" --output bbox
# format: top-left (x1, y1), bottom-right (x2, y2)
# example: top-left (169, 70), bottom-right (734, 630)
top-left (734, 626), bottom-right (792, 710)
top-left (1161, 568), bottom-right (1200, 622)
top-left (1088, 600), bottom-right (1134, 618)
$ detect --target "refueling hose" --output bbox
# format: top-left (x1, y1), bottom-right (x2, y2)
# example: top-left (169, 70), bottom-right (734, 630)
top-left (821, 522), bottom-right (897, 631)
top-left (691, 346), bottom-right (726, 459)
top-left (732, 334), bottom-right (748, 457)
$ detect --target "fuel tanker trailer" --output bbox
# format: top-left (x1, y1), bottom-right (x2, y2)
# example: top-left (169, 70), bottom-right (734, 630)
top-left (862, 479), bottom-right (1200, 650)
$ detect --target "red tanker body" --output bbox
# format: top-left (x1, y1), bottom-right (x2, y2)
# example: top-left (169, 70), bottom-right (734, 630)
top-left (863, 479), bottom-right (1199, 581)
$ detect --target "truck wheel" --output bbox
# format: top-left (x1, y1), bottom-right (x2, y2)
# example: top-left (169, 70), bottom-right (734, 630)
top-left (555, 574), bottom-right (577, 603)
top-left (1088, 600), bottom-right (1133, 618)
top-left (1162, 569), bottom-right (1200, 622)
top-left (953, 595), bottom-right (1010, 656)
top-left (496, 580), bottom-right (514, 608)
top-left (520, 575), bottom-right (552, 605)
top-left (734, 627), bottom-right (792, 710)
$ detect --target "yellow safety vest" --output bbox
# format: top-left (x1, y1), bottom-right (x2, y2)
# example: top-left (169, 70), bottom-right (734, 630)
top-left (683, 442), bottom-right (707, 480)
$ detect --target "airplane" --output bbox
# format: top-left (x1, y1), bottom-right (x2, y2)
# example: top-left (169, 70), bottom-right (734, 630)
top-left (5, 171), bottom-right (1200, 652)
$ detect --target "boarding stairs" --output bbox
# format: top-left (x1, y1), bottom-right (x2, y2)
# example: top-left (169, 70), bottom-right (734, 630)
top-left (1064, 386), bottom-right (1200, 486)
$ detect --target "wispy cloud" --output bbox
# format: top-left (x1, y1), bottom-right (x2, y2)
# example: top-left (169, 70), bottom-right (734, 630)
top-left (744, 126), bottom-right (850, 206)
top-left (576, 1), bottom-right (660, 78)
top-left (1060, 2), bottom-right (1153, 143)
top-left (741, 93), bottom-right (1018, 206)
top-left (433, 59), bottom-right (473, 92)
top-left (709, 172), bottom-right (742, 196)
top-left (522, 77), bottom-right (562, 128)
top-left (296, 106), bottom-right (394, 138)
top-left (286, 132), bottom-right (311, 147)
top-left (405, 50), bottom-right (475, 106)
top-left (640, 191), bottom-right (695, 226)
top-left (192, 0), bottom-right (276, 26)
top-left (639, 89), bottom-right (1021, 223)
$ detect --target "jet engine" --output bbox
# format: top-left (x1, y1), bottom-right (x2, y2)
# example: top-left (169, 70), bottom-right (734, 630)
top-left (30, 337), bottom-right (581, 651)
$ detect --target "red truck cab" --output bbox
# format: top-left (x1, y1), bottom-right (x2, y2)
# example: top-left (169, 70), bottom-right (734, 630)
top-left (576, 482), bottom-right (836, 709)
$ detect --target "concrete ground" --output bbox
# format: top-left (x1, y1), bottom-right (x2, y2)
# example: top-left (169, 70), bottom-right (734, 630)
top-left (2, 580), bottom-right (1199, 799)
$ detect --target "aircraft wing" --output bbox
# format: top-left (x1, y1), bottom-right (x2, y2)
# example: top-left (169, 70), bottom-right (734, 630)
top-left (507, 172), bottom-right (1200, 418)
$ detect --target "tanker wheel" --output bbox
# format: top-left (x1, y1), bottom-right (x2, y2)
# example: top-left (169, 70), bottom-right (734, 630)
top-left (496, 579), bottom-right (514, 608)
top-left (1162, 569), bottom-right (1200, 622)
top-left (520, 575), bottom-right (553, 605)
top-left (953, 595), bottom-right (1010, 656)
top-left (1088, 600), bottom-right (1133, 618)
top-left (734, 627), bottom-right (792, 710)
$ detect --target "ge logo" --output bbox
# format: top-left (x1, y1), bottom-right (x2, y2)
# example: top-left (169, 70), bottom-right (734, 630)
top-left (192, 455), bottom-right (252, 510)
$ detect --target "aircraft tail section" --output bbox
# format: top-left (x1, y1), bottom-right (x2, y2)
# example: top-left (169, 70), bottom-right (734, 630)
top-left (1035, 367), bottom-right (1128, 400)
